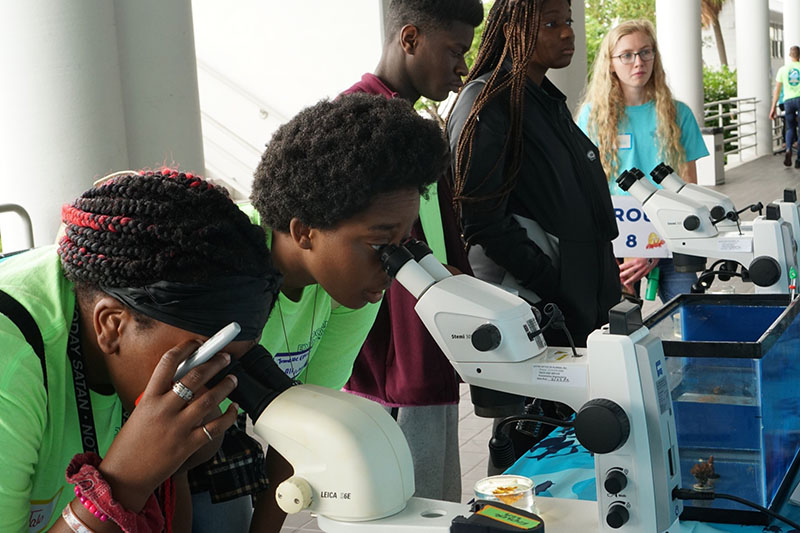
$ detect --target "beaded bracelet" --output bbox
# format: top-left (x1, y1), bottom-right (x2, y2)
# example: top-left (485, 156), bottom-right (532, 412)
top-left (76, 484), bottom-right (109, 522)
top-left (62, 501), bottom-right (95, 533)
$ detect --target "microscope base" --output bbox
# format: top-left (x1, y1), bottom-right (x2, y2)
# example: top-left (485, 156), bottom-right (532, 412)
top-left (317, 496), bottom-right (605, 532)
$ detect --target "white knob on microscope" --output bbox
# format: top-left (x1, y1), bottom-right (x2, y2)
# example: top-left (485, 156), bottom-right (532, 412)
top-left (276, 476), bottom-right (313, 514)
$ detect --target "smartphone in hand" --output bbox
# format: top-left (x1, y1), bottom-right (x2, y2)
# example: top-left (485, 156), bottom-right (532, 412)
top-left (173, 322), bottom-right (241, 381)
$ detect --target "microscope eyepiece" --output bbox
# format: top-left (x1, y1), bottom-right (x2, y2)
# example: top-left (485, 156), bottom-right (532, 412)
top-left (402, 238), bottom-right (434, 262)
top-left (649, 162), bottom-right (673, 184)
top-left (207, 344), bottom-right (296, 422)
top-left (379, 243), bottom-right (414, 278)
top-left (616, 169), bottom-right (641, 192)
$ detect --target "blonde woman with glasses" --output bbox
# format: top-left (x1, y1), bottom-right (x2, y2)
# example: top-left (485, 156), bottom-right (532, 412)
top-left (576, 19), bottom-right (708, 302)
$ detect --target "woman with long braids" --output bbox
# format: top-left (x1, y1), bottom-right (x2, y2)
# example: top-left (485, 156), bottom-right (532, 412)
top-left (577, 20), bottom-right (708, 301)
top-left (0, 169), bottom-right (281, 531)
top-left (447, 0), bottom-right (621, 465)
top-left (447, 0), bottom-right (620, 349)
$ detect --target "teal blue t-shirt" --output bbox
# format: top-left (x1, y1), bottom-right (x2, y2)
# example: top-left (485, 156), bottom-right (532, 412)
top-left (577, 100), bottom-right (709, 195)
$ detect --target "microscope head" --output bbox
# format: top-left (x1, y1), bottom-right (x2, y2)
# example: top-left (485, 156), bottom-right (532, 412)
top-left (212, 344), bottom-right (415, 521)
top-left (253, 384), bottom-right (414, 520)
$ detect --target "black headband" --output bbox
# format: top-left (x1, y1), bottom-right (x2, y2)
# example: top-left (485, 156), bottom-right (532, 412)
top-left (102, 273), bottom-right (281, 340)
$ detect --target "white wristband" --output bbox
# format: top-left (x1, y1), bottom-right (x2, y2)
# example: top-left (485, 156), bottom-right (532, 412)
top-left (62, 501), bottom-right (95, 533)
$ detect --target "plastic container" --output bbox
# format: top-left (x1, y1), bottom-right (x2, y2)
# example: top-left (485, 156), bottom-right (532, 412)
top-left (644, 293), bottom-right (800, 525)
top-left (474, 475), bottom-right (536, 514)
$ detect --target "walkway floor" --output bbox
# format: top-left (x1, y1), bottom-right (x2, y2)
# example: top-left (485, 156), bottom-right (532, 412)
top-left (278, 153), bottom-right (797, 532)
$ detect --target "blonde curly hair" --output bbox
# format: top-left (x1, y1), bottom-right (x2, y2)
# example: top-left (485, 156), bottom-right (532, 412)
top-left (577, 19), bottom-right (686, 182)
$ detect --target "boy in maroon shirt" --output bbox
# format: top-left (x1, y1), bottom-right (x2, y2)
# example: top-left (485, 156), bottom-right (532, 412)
top-left (342, 0), bottom-right (483, 502)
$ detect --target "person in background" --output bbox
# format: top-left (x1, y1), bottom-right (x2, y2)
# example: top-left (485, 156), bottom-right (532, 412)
top-left (340, 0), bottom-right (482, 502)
top-left (447, 0), bottom-right (620, 468)
top-left (448, 0), bottom-right (619, 349)
top-left (577, 19), bottom-right (708, 302)
top-left (770, 45), bottom-right (800, 168)
top-left (0, 169), bottom-right (279, 532)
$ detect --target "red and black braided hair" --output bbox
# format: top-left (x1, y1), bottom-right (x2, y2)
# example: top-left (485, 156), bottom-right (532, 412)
top-left (58, 169), bottom-right (272, 288)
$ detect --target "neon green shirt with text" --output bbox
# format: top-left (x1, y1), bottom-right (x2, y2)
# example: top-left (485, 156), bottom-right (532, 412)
top-left (0, 247), bottom-right (123, 532)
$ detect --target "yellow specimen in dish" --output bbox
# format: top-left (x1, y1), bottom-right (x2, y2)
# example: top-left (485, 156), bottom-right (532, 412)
top-left (492, 485), bottom-right (524, 506)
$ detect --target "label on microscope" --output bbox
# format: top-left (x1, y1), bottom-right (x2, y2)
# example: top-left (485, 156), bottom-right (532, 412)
top-left (717, 238), bottom-right (752, 253)
top-left (532, 364), bottom-right (587, 388)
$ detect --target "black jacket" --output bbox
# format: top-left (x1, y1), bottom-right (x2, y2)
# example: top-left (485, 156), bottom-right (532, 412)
top-left (447, 72), bottom-right (621, 347)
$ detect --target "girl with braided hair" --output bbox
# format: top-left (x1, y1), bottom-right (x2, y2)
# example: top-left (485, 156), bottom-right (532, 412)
top-left (576, 20), bottom-right (707, 301)
top-left (447, 0), bottom-right (620, 349)
top-left (0, 169), bottom-right (281, 532)
top-left (446, 0), bottom-right (621, 467)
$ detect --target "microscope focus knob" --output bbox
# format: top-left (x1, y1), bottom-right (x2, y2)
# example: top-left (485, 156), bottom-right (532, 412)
top-left (574, 399), bottom-right (630, 454)
top-left (683, 215), bottom-right (701, 231)
top-left (604, 469), bottom-right (628, 494)
top-left (471, 323), bottom-right (502, 352)
top-left (749, 256), bottom-right (781, 287)
top-left (606, 503), bottom-right (630, 529)
top-left (710, 205), bottom-right (726, 221)
top-left (276, 476), bottom-right (313, 514)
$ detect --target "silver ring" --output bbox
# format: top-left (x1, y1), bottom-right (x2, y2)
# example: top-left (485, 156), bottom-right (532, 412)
top-left (172, 381), bottom-right (194, 402)
top-left (202, 424), bottom-right (213, 441)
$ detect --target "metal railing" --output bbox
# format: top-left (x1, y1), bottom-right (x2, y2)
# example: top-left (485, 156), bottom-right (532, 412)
top-left (703, 97), bottom-right (758, 163)
top-left (0, 204), bottom-right (34, 253)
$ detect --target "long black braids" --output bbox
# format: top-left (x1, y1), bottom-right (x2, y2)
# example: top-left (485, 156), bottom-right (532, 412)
top-left (58, 169), bottom-right (272, 288)
top-left (449, 0), bottom-right (544, 212)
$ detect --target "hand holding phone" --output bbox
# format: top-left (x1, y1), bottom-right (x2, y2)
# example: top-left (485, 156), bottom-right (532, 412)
top-left (173, 322), bottom-right (241, 381)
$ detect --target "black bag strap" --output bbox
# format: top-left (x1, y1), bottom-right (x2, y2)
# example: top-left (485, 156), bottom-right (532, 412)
top-left (0, 289), bottom-right (47, 392)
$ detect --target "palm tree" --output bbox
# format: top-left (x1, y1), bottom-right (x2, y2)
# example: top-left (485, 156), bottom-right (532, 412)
top-left (701, 0), bottom-right (729, 66)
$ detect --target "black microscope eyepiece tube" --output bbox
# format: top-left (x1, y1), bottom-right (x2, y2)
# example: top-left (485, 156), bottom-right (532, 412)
top-left (616, 169), bottom-right (640, 192)
top-left (649, 162), bottom-right (673, 184)
top-left (379, 243), bottom-right (415, 278)
top-left (403, 238), bottom-right (434, 262)
top-left (207, 344), bottom-right (296, 422)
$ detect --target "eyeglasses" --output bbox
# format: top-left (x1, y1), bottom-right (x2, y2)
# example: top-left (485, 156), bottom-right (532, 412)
top-left (613, 48), bottom-right (655, 65)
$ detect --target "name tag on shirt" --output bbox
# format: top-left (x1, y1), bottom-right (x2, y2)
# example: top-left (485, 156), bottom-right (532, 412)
top-left (617, 133), bottom-right (632, 150)
top-left (274, 348), bottom-right (311, 379)
top-left (29, 487), bottom-right (63, 532)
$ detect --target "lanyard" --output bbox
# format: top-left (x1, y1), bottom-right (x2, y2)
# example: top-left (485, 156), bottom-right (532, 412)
top-left (66, 307), bottom-right (100, 454)
top-left (66, 307), bottom-right (127, 455)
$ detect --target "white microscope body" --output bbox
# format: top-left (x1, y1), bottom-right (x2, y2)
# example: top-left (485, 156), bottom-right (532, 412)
top-left (250, 243), bottom-right (684, 533)
top-left (648, 163), bottom-right (800, 269)
top-left (619, 168), bottom-right (798, 293)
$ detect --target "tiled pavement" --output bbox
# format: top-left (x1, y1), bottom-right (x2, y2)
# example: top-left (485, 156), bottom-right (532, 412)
top-left (277, 153), bottom-right (798, 532)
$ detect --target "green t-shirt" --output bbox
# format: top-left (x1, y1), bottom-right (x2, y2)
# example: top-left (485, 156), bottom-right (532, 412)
top-left (0, 247), bottom-right (124, 532)
top-left (240, 204), bottom-right (381, 389)
top-left (776, 61), bottom-right (800, 101)
top-left (418, 183), bottom-right (447, 264)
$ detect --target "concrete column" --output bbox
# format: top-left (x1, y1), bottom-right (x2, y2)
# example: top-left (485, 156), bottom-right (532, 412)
top-left (548, 0), bottom-right (587, 114)
top-left (784, 0), bottom-right (800, 61)
top-left (0, 1), bottom-right (129, 249)
top-left (656, 0), bottom-right (704, 127)
top-left (735, 0), bottom-right (772, 158)
top-left (0, 1), bottom-right (205, 248)
top-left (114, 0), bottom-right (205, 173)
